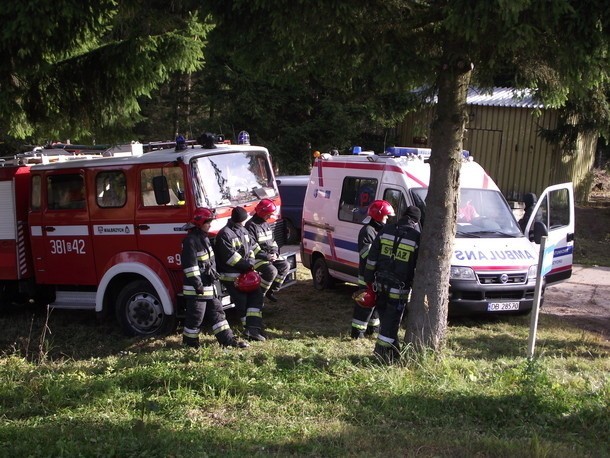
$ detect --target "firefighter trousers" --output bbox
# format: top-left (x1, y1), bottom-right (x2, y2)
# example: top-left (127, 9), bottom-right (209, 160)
top-left (221, 280), bottom-right (265, 330)
top-left (256, 258), bottom-right (290, 294)
top-left (183, 297), bottom-right (235, 345)
top-left (373, 287), bottom-right (410, 362)
top-left (351, 305), bottom-right (380, 338)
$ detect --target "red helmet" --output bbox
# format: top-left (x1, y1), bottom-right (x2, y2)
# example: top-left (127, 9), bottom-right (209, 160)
top-left (368, 200), bottom-right (395, 222)
top-left (352, 288), bottom-right (376, 308)
top-left (191, 208), bottom-right (215, 228)
top-left (255, 199), bottom-right (277, 218)
top-left (234, 270), bottom-right (262, 292)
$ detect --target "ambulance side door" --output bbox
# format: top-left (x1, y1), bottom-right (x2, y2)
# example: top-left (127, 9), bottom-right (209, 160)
top-left (39, 171), bottom-right (97, 285)
top-left (525, 182), bottom-right (574, 285)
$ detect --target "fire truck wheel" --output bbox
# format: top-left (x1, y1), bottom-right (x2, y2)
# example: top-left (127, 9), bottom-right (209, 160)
top-left (115, 280), bottom-right (177, 336)
top-left (312, 257), bottom-right (334, 290)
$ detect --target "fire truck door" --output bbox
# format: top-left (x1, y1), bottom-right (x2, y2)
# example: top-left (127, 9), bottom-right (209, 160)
top-left (135, 167), bottom-right (188, 274)
top-left (39, 173), bottom-right (97, 285)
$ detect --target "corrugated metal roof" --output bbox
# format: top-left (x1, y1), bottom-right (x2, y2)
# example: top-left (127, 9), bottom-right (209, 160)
top-left (467, 87), bottom-right (543, 108)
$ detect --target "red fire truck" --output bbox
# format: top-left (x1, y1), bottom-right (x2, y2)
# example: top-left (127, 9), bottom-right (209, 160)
top-left (0, 136), bottom-right (295, 336)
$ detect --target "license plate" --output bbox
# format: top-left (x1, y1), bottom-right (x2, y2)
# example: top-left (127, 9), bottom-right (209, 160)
top-left (487, 301), bottom-right (519, 311)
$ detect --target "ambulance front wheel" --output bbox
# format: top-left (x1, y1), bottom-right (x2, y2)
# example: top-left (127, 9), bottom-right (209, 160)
top-left (115, 280), bottom-right (177, 336)
top-left (312, 257), bottom-right (334, 290)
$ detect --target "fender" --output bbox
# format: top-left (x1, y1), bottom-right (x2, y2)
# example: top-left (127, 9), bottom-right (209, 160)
top-left (96, 251), bottom-right (177, 315)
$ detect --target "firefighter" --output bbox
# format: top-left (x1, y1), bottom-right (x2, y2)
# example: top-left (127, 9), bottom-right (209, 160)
top-left (181, 208), bottom-right (249, 349)
top-left (351, 200), bottom-right (395, 339)
top-left (364, 205), bottom-right (421, 363)
top-left (215, 206), bottom-right (267, 342)
top-left (245, 199), bottom-right (290, 302)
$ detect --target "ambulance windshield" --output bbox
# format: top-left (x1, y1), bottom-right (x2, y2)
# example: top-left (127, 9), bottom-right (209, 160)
top-left (412, 188), bottom-right (522, 238)
top-left (191, 150), bottom-right (276, 207)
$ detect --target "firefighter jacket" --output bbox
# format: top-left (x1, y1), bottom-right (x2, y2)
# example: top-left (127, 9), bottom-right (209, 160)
top-left (357, 219), bottom-right (383, 286)
top-left (181, 227), bottom-right (219, 299)
top-left (246, 215), bottom-right (279, 256)
top-left (364, 217), bottom-right (420, 297)
top-left (215, 220), bottom-right (261, 281)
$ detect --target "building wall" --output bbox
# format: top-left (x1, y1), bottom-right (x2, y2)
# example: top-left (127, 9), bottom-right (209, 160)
top-left (397, 106), bottom-right (596, 203)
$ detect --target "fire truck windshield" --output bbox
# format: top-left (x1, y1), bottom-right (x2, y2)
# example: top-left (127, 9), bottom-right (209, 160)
top-left (191, 150), bottom-right (276, 207)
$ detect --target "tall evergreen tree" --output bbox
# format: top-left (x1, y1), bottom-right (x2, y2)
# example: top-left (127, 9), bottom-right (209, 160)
top-left (0, 0), bottom-right (209, 142)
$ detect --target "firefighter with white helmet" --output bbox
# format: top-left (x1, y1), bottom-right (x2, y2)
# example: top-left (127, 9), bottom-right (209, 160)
top-left (351, 200), bottom-right (395, 339)
top-left (181, 208), bottom-right (248, 349)
top-left (245, 199), bottom-right (290, 302)
top-left (364, 205), bottom-right (421, 363)
top-left (215, 206), bottom-right (267, 342)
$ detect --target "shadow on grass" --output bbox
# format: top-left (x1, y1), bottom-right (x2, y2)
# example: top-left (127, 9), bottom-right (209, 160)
top-left (1, 278), bottom-right (607, 362)
top-left (0, 382), bottom-right (607, 457)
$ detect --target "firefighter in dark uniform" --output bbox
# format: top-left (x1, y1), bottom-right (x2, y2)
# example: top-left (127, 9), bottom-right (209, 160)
top-left (246, 199), bottom-right (290, 302)
top-left (364, 205), bottom-right (421, 362)
top-left (181, 208), bottom-right (248, 349)
top-left (215, 206), bottom-right (267, 342)
top-left (351, 200), bottom-right (395, 339)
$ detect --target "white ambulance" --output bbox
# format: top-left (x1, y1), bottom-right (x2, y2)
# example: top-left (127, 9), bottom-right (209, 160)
top-left (301, 148), bottom-right (575, 315)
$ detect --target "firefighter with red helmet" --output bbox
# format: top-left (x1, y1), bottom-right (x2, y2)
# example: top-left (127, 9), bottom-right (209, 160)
top-left (351, 200), bottom-right (395, 339)
top-left (181, 208), bottom-right (248, 349)
top-left (364, 205), bottom-right (421, 363)
top-left (245, 199), bottom-right (290, 302)
top-left (215, 206), bottom-right (267, 342)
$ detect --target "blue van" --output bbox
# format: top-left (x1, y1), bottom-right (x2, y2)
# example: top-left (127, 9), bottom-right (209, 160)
top-left (276, 175), bottom-right (309, 244)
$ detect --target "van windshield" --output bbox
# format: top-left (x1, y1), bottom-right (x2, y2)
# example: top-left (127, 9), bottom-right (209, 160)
top-left (412, 188), bottom-right (522, 238)
top-left (191, 150), bottom-right (277, 207)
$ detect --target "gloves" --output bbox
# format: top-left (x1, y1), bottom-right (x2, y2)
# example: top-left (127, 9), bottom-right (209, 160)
top-left (195, 286), bottom-right (205, 295)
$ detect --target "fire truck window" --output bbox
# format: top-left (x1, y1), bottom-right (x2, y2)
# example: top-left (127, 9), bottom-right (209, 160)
top-left (338, 177), bottom-right (378, 224)
top-left (141, 166), bottom-right (185, 207)
top-left (96, 171), bottom-right (126, 208)
top-left (47, 174), bottom-right (85, 210)
top-left (31, 175), bottom-right (41, 211)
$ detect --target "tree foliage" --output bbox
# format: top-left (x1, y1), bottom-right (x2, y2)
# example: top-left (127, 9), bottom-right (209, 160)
top-left (0, 0), bottom-right (208, 143)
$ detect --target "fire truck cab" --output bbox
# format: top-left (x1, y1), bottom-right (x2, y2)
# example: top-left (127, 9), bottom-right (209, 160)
top-left (0, 138), bottom-right (295, 335)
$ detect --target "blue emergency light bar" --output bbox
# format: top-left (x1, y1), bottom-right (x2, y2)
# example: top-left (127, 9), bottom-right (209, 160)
top-left (384, 147), bottom-right (470, 159)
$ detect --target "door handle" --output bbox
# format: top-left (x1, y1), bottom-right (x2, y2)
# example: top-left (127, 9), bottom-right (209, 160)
top-left (567, 232), bottom-right (574, 242)
top-left (43, 226), bottom-right (55, 232)
top-left (136, 224), bottom-right (150, 230)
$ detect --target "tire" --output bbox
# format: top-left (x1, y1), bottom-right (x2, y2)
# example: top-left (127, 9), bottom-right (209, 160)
top-left (285, 219), bottom-right (300, 245)
top-left (115, 280), bottom-right (177, 336)
top-left (312, 257), bottom-right (334, 290)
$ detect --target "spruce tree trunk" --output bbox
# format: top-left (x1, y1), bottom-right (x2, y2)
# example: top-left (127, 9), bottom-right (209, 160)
top-left (404, 59), bottom-right (472, 352)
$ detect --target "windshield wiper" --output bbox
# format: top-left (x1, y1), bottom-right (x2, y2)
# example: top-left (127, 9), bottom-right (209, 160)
top-left (456, 230), bottom-right (481, 238)
top-left (468, 230), bottom-right (519, 238)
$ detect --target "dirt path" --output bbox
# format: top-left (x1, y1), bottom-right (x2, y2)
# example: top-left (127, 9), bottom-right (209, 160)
top-left (542, 265), bottom-right (610, 340)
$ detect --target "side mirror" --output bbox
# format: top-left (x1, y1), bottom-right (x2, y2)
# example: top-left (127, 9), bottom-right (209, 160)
top-left (532, 221), bottom-right (548, 244)
top-left (152, 176), bottom-right (171, 205)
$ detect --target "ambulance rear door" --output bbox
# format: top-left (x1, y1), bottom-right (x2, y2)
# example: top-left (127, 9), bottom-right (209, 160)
top-left (525, 182), bottom-right (575, 285)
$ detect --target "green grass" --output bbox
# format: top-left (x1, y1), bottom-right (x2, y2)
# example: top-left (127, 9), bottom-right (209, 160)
top-left (0, 267), bottom-right (608, 457)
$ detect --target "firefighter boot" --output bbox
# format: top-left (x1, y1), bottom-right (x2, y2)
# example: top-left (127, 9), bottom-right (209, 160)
top-left (223, 338), bottom-right (250, 349)
top-left (373, 343), bottom-right (400, 364)
top-left (182, 335), bottom-right (200, 349)
top-left (243, 327), bottom-right (267, 342)
top-left (365, 325), bottom-right (379, 336)
top-left (351, 327), bottom-right (365, 339)
top-left (265, 290), bottom-right (278, 303)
